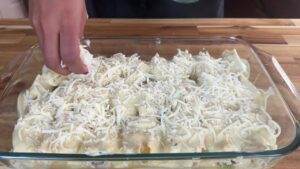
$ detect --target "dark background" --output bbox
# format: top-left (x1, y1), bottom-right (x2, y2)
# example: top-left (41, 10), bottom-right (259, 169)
top-left (23, 0), bottom-right (300, 18)
top-left (225, 0), bottom-right (300, 18)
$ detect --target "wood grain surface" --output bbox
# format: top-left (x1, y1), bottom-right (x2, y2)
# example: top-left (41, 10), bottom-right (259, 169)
top-left (0, 19), bottom-right (299, 169)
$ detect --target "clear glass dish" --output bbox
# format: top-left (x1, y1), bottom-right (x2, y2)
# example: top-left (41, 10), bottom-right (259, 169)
top-left (0, 37), bottom-right (299, 169)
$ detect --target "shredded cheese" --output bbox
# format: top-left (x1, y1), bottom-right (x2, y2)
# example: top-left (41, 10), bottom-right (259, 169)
top-left (13, 47), bottom-right (280, 157)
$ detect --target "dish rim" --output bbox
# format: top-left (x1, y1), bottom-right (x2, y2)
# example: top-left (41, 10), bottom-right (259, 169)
top-left (0, 36), bottom-right (299, 161)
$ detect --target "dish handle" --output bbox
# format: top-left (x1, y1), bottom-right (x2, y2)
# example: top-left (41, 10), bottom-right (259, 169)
top-left (0, 55), bottom-right (23, 91)
top-left (0, 47), bottom-right (34, 99)
top-left (249, 44), bottom-right (300, 148)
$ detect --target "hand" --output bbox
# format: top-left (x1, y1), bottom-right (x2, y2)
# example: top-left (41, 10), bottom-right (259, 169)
top-left (29, 0), bottom-right (88, 75)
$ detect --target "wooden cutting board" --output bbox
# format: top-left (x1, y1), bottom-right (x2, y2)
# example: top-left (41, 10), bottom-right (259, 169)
top-left (0, 19), bottom-right (299, 169)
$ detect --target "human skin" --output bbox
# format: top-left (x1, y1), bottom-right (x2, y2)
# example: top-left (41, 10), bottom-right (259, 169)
top-left (29, 0), bottom-right (88, 75)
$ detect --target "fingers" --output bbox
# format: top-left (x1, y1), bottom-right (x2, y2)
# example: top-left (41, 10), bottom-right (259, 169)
top-left (59, 0), bottom-right (88, 74)
top-left (60, 31), bottom-right (88, 74)
top-left (60, 21), bottom-right (88, 74)
top-left (29, 0), bottom-right (69, 75)
top-left (29, 0), bottom-right (44, 47)
top-left (32, 22), bottom-right (70, 75)
top-left (42, 25), bottom-right (70, 75)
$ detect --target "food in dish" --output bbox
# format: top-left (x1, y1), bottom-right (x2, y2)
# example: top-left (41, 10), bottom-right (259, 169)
top-left (12, 47), bottom-right (281, 168)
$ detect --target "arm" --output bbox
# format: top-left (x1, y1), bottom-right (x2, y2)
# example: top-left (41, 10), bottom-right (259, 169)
top-left (29, 0), bottom-right (88, 74)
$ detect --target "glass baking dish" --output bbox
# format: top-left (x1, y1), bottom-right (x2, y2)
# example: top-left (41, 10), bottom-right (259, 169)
top-left (0, 37), bottom-right (299, 169)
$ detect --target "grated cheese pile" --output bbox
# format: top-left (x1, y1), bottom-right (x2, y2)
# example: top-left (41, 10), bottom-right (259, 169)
top-left (13, 47), bottom-right (281, 155)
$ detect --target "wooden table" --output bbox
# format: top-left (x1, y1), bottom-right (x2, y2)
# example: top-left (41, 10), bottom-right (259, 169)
top-left (0, 19), bottom-right (299, 169)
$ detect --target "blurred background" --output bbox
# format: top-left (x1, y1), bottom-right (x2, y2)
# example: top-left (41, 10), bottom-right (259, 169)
top-left (1, 0), bottom-right (300, 18)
